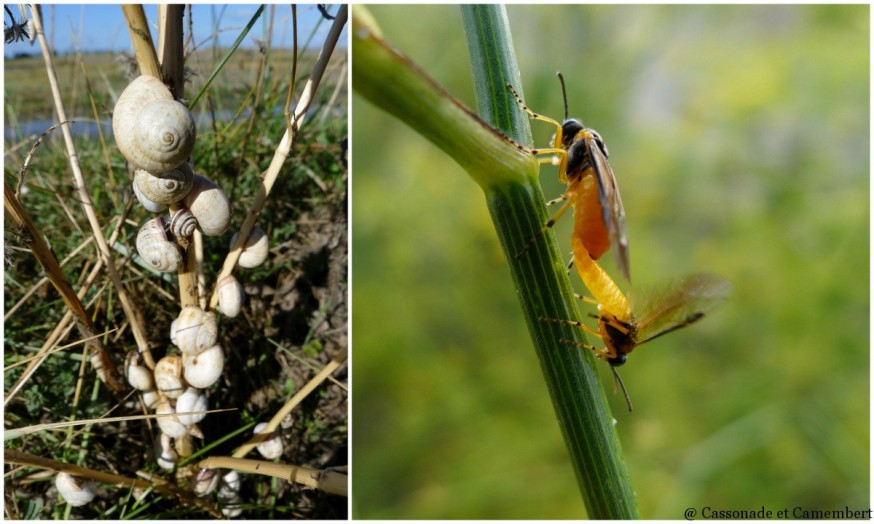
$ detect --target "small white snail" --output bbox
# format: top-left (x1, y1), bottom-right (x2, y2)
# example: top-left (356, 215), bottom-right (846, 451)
top-left (230, 226), bottom-right (269, 268)
top-left (140, 389), bottom-right (159, 410)
top-left (183, 344), bottom-right (224, 389)
top-left (132, 163), bottom-right (194, 210)
top-left (136, 217), bottom-right (181, 273)
top-left (216, 275), bottom-right (245, 318)
top-left (182, 175), bottom-right (231, 237)
top-left (55, 472), bottom-right (97, 507)
top-left (169, 319), bottom-right (178, 346)
top-left (154, 355), bottom-right (186, 399)
top-left (155, 399), bottom-right (187, 438)
top-left (113, 75), bottom-right (196, 174)
top-left (173, 306), bottom-right (218, 355)
top-left (253, 422), bottom-right (283, 460)
top-left (192, 468), bottom-right (220, 496)
top-left (156, 433), bottom-right (178, 470)
top-left (169, 208), bottom-right (198, 239)
top-left (124, 350), bottom-right (154, 391)
top-left (175, 387), bottom-right (208, 426)
top-left (218, 470), bottom-right (243, 518)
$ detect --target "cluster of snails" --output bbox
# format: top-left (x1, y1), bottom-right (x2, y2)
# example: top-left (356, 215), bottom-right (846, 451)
top-left (52, 75), bottom-right (276, 511)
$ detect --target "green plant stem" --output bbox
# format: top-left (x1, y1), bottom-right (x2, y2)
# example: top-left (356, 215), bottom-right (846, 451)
top-left (354, 5), bottom-right (639, 518)
top-left (462, 6), bottom-right (639, 518)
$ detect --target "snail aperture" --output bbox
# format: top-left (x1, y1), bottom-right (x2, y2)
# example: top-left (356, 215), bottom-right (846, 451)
top-left (113, 75), bottom-right (196, 174)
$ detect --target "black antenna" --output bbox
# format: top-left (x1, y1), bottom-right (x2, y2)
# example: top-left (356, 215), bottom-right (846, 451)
top-left (557, 72), bottom-right (570, 121)
top-left (611, 366), bottom-right (634, 412)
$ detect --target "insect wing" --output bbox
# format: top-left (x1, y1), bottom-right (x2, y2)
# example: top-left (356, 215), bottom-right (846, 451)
top-left (587, 138), bottom-right (631, 282)
top-left (632, 273), bottom-right (732, 344)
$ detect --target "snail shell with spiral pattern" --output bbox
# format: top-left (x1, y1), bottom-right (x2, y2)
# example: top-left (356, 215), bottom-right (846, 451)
top-left (113, 75), bottom-right (196, 174)
top-left (135, 217), bottom-right (181, 272)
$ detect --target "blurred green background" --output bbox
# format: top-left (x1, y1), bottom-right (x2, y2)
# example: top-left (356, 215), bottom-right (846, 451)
top-left (352, 5), bottom-right (868, 519)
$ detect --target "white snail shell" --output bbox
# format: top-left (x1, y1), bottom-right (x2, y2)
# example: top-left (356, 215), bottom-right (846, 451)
top-left (133, 162), bottom-right (194, 207)
top-left (183, 344), bottom-right (224, 389)
top-left (55, 472), bottom-right (97, 507)
top-left (173, 306), bottom-right (218, 355)
top-left (169, 208), bottom-right (198, 239)
top-left (183, 175), bottom-right (230, 236)
top-left (169, 319), bottom-right (178, 346)
top-left (155, 399), bottom-right (188, 438)
top-left (136, 217), bottom-right (181, 272)
top-left (154, 355), bottom-right (185, 399)
top-left (218, 470), bottom-right (243, 517)
top-left (217, 275), bottom-right (245, 318)
top-left (253, 422), bottom-right (283, 459)
top-left (124, 350), bottom-right (154, 391)
top-left (157, 433), bottom-right (178, 470)
top-left (193, 468), bottom-right (220, 496)
top-left (230, 226), bottom-right (269, 268)
top-left (113, 75), bottom-right (196, 174)
top-left (132, 181), bottom-right (167, 213)
top-left (175, 387), bottom-right (208, 426)
top-left (141, 389), bottom-right (159, 410)
top-left (220, 470), bottom-right (241, 494)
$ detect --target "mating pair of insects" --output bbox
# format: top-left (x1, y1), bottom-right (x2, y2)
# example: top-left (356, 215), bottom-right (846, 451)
top-left (509, 74), bottom-right (731, 411)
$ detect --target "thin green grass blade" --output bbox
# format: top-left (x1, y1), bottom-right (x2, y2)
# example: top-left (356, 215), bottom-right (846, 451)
top-left (188, 4), bottom-right (266, 110)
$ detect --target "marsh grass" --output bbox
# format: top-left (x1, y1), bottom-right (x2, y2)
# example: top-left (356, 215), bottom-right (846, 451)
top-left (4, 5), bottom-right (347, 519)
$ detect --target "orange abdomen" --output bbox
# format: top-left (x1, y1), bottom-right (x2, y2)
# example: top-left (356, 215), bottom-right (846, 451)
top-left (571, 170), bottom-right (610, 261)
top-left (572, 236), bottom-right (632, 322)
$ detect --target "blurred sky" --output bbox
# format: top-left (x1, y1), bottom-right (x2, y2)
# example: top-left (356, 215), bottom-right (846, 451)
top-left (3, 4), bottom-right (346, 58)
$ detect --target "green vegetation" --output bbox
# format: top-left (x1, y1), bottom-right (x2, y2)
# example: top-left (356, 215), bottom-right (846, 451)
top-left (4, 6), bottom-right (347, 519)
top-left (352, 4), bottom-right (868, 519)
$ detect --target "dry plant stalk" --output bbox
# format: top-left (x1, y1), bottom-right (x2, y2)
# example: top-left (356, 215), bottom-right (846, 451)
top-left (5, 449), bottom-right (222, 517)
top-left (231, 347), bottom-right (347, 459)
top-left (5, 177), bottom-right (124, 393)
top-left (208, 4), bottom-right (348, 310)
top-left (29, 3), bottom-right (153, 374)
top-left (197, 456), bottom-right (347, 497)
top-left (121, 4), bottom-right (161, 79)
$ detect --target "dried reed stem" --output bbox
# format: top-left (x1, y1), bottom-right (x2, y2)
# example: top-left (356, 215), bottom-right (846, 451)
top-left (207, 4), bottom-right (348, 310)
top-left (197, 456), bottom-right (347, 496)
top-left (231, 347), bottom-right (347, 459)
top-left (122, 5), bottom-right (161, 79)
top-left (30, 4), bottom-right (152, 378)
top-left (5, 449), bottom-right (222, 517)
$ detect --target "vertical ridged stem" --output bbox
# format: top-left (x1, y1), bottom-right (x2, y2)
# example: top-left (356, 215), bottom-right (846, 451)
top-left (462, 6), bottom-right (639, 518)
top-left (122, 5), bottom-right (161, 80)
top-left (156, 4), bottom-right (200, 310)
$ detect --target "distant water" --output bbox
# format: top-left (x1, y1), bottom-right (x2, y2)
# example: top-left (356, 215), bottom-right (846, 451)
top-left (5, 118), bottom-right (109, 143)
top-left (4, 105), bottom-right (327, 144)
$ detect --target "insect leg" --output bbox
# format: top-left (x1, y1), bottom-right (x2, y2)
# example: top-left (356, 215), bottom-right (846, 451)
top-left (539, 315), bottom-right (602, 338)
top-left (506, 84), bottom-right (570, 176)
top-left (514, 197), bottom-right (574, 259)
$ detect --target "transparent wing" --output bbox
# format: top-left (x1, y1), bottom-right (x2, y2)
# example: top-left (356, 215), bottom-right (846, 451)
top-left (631, 273), bottom-right (732, 343)
top-left (587, 139), bottom-right (631, 282)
